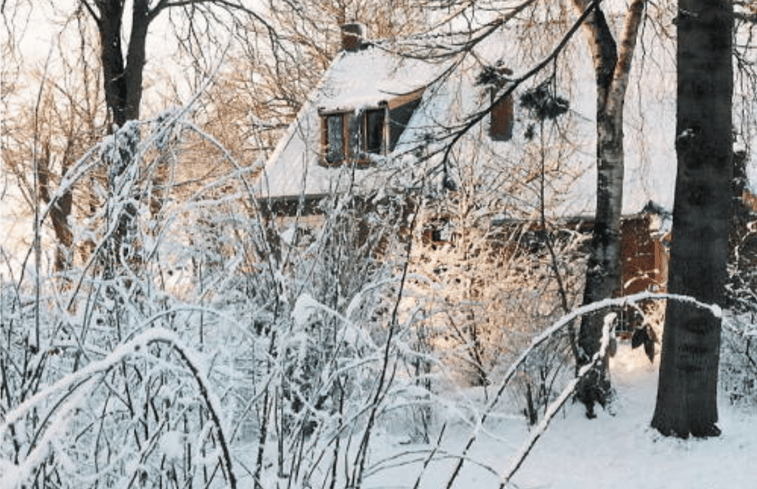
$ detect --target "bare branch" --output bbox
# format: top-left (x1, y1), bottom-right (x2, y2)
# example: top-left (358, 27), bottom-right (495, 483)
top-left (147, 0), bottom-right (171, 22)
top-left (80, 0), bottom-right (100, 24)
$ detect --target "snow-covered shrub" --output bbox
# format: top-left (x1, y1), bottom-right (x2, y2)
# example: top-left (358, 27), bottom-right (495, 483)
top-left (721, 313), bottom-right (757, 408)
top-left (407, 193), bottom-right (587, 425)
top-left (0, 108), bottom-right (414, 488)
top-left (721, 207), bottom-right (757, 407)
top-left (0, 110), bottom-right (272, 488)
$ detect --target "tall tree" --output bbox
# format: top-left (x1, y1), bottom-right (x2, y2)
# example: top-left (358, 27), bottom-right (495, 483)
top-left (571, 0), bottom-right (647, 417)
top-left (651, 0), bottom-right (733, 438)
top-left (79, 0), bottom-right (277, 129)
top-left (73, 0), bottom-right (281, 266)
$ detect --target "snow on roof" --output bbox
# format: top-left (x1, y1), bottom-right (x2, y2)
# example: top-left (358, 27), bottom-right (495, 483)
top-left (257, 17), bottom-right (756, 218)
top-left (255, 46), bottom-right (446, 201)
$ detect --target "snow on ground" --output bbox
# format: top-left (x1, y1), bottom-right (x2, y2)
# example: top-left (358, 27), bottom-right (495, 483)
top-left (367, 343), bottom-right (757, 489)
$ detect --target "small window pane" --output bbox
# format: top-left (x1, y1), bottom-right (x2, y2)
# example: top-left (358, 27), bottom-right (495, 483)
top-left (326, 115), bottom-right (344, 163)
top-left (365, 109), bottom-right (385, 154)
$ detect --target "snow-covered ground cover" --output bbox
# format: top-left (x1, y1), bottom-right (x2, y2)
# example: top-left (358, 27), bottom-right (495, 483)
top-left (363, 341), bottom-right (757, 489)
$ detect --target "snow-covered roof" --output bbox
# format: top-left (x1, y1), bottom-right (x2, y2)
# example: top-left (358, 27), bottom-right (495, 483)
top-left (256, 18), bottom-right (757, 218)
top-left (255, 46), bottom-right (446, 201)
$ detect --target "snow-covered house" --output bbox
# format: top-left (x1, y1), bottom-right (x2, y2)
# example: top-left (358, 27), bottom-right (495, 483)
top-left (255, 21), bottom-right (755, 297)
top-left (255, 24), bottom-right (447, 215)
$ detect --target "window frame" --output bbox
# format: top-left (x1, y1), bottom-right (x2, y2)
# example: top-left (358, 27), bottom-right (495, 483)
top-left (321, 110), bottom-right (350, 166)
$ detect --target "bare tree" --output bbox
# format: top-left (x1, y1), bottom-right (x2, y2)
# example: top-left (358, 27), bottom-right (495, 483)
top-left (570, 0), bottom-right (648, 416)
top-left (651, 0), bottom-right (733, 438)
top-left (1, 12), bottom-right (105, 271)
top-left (74, 1), bottom-right (272, 128)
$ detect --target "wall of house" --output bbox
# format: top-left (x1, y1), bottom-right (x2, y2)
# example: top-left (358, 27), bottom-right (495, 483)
top-left (620, 215), bottom-right (668, 295)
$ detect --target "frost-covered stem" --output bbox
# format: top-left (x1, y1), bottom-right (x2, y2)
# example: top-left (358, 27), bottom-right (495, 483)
top-left (171, 344), bottom-right (237, 489)
top-left (412, 422), bottom-right (447, 489)
top-left (92, 389), bottom-right (113, 480)
top-left (254, 330), bottom-right (277, 489)
top-left (329, 379), bottom-right (345, 489)
top-left (351, 209), bottom-right (418, 488)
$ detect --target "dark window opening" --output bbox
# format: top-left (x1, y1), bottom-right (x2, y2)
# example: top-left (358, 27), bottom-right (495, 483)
top-left (364, 109), bottom-right (385, 154)
top-left (389, 96), bottom-right (422, 150)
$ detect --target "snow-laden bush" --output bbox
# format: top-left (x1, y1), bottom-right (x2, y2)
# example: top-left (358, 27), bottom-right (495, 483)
top-left (721, 312), bottom-right (757, 408)
top-left (0, 107), bottom-right (436, 488)
top-left (406, 196), bottom-right (587, 425)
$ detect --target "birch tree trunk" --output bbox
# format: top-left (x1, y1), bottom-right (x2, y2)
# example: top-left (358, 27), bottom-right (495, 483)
top-left (651, 0), bottom-right (733, 438)
top-left (571, 0), bottom-right (646, 417)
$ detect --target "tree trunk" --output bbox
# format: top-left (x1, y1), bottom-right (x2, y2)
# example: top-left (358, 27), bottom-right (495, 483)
top-left (651, 0), bottom-right (733, 438)
top-left (88, 0), bottom-right (154, 267)
top-left (96, 0), bottom-right (128, 128)
top-left (124, 0), bottom-right (150, 123)
top-left (94, 0), bottom-right (150, 129)
top-left (573, 0), bottom-right (646, 417)
top-left (37, 141), bottom-right (74, 271)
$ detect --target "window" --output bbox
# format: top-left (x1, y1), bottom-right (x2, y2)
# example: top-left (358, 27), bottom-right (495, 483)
top-left (324, 113), bottom-right (347, 165)
top-left (364, 109), bottom-right (385, 154)
top-left (321, 108), bottom-right (386, 166)
top-left (320, 90), bottom-right (423, 166)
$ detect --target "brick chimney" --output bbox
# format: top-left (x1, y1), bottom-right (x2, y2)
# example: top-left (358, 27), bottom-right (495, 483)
top-left (341, 23), bottom-right (367, 52)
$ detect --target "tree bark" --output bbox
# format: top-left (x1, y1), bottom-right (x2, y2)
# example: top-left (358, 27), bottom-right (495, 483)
top-left (94, 0), bottom-right (128, 128)
top-left (651, 0), bottom-right (733, 438)
top-left (572, 0), bottom-right (646, 416)
top-left (37, 141), bottom-right (74, 271)
top-left (91, 0), bottom-right (152, 128)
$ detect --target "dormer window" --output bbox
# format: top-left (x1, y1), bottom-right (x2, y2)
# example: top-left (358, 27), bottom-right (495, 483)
top-left (319, 89), bottom-right (423, 167)
top-left (320, 107), bottom-right (387, 166)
